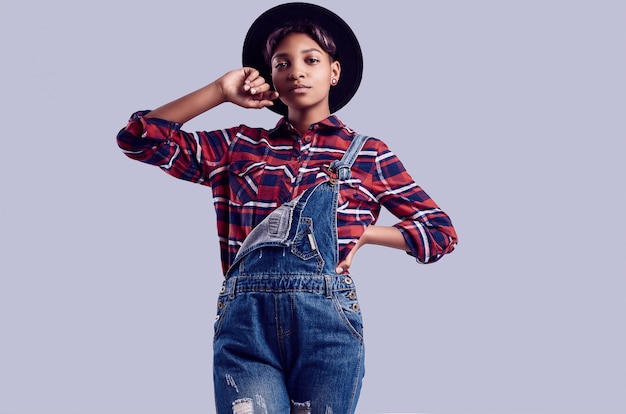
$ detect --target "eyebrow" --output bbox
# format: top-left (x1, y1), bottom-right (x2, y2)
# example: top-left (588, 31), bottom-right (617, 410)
top-left (272, 48), bottom-right (323, 60)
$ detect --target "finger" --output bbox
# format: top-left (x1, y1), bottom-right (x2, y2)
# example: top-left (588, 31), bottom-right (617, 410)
top-left (252, 90), bottom-right (279, 103)
top-left (247, 79), bottom-right (274, 95)
top-left (250, 83), bottom-right (278, 100)
top-left (247, 97), bottom-right (275, 109)
top-left (242, 67), bottom-right (261, 85)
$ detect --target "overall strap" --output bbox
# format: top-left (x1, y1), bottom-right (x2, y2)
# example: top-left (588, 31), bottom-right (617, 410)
top-left (329, 134), bottom-right (369, 181)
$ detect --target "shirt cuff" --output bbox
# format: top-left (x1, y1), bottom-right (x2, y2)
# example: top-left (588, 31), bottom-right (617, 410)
top-left (393, 221), bottom-right (419, 259)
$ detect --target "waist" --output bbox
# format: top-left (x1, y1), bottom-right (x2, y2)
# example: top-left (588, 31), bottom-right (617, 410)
top-left (222, 273), bottom-right (355, 295)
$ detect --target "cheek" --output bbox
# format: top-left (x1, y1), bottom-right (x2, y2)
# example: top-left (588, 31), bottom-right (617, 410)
top-left (270, 73), bottom-right (282, 89)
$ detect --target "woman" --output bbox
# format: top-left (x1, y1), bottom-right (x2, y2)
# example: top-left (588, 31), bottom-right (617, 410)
top-left (117, 3), bottom-right (457, 413)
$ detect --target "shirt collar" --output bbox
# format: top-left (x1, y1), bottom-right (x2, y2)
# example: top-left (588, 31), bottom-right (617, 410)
top-left (268, 115), bottom-right (346, 137)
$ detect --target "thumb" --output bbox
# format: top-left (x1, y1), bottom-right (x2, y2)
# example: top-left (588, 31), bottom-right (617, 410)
top-left (335, 260), bottom-right (350, 274)
top-left (336, 245), bottom-right (360, 273)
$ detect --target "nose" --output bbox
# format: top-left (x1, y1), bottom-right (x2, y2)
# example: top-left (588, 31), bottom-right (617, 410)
top-left (288, 62), bottom-right (305, 80)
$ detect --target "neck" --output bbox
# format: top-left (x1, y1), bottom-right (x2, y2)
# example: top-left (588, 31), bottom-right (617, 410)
top-left (287, 106), bottom-right (331, 137)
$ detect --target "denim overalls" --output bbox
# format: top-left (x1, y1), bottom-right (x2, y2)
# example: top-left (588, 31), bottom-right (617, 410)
top-left (213, 135), bottom-right (369, 414)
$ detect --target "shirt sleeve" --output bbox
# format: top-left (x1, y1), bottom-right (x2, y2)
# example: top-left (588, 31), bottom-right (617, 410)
top-left (368, 139), bottom-right (458, 264)
top-left (116, 110), bottom-right (232, 185)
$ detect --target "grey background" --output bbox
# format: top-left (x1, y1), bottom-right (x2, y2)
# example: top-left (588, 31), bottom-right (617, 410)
top-left (1, 1), bottom-right (624, 413)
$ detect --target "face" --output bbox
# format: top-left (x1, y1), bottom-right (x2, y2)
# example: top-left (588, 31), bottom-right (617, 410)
top-left (270, 32), bottom-right (341, 115)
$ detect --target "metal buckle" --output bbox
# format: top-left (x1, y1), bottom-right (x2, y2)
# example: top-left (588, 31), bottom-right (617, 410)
top-left (323, 164), bottom-right (338, 186)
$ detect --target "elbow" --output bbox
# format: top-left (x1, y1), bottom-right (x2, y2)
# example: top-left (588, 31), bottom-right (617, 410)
top-left (408, 228), bottom-right (458, 265)
top-left (395, 222), bottom-right (458, 265)
top-left (116, 127), bottom-right (158, 162)
top-left (421, 233), bottom-right (458, 264)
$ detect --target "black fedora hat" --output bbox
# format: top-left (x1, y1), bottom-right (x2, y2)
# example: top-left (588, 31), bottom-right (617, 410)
top-left (242, 2), bottom-right (363, 116)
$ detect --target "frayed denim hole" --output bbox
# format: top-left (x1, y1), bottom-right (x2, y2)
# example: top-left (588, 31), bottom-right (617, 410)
top-left (291, 400), bottom-right (312, 414)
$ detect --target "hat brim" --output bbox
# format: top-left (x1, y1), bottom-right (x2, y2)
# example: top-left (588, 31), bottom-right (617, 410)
top-left (242, 2), bottom-right (363, 116)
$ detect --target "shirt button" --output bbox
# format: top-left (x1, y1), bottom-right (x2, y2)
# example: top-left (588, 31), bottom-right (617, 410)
top-left (303, 135), bottom-right (312, 143)
top-left (344, 276), bottom-right (353, 285)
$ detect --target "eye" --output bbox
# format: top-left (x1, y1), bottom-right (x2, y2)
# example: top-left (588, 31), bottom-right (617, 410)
top-left (274, 61), bottom-right (288, 69)
top-left (306, 57), bottom-right (320, 64)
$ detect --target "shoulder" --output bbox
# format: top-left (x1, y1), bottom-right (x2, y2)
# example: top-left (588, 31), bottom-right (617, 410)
top-left (344, 131), bottom-right (391, 157)
top-left (223, 124), bottom-right (279, 149)
top-left (227, 124), bottom-right (271, 140)
top-left (226, 123), bottom-right (293, 163)
top-left (334, 120), bottom-right (389, 152)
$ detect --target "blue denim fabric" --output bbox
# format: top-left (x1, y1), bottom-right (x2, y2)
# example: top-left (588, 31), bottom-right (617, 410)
top-left (213, 136), bottom-right (368, 414)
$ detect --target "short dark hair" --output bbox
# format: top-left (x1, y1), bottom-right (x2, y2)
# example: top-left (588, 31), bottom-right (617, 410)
top-left (264, 20), bottom-right (338, 64)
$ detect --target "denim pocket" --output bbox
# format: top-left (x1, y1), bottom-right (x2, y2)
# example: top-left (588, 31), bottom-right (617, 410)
top-left (291, 217), bottom-right (320, 260)
top-left (213, 284), bottom-right (231, 340)
top-left (290, 217), bottom-right (325, 274)
top-left (332, 288), bottom-right (364, 342)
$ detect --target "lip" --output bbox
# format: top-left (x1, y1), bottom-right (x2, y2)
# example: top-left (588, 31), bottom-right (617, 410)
top-left (288, 84), bottom-right (311, 92)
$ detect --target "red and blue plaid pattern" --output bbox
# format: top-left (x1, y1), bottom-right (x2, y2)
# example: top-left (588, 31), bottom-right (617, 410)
top-left (117, 111), bottom-right (457, 275)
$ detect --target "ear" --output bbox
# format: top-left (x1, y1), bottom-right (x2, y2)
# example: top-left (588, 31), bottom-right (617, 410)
top-left (331, 60), bottom-right (341, 83)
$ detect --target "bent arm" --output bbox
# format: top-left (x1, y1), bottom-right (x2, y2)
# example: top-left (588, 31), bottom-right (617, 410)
top-left (360, 225), bottom-right (408, 251)
top-left (116, 68), bottom-right (280, 183)
top-left (144, 81), bottom-right (226, 124)
top-left (336, 140), bottom-right (457, 273)
top-left (335, 225), bottom-right (407, 273)
top-left (145, 68), bottom-right (279, 124)
top-left (370, 142), bottom-right (458, 264)
top-left (116, 111), bottom-right (233, 184)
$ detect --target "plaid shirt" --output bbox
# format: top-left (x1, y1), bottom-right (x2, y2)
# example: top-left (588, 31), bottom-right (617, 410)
top-left (117, 111), bottom-right (457, 275)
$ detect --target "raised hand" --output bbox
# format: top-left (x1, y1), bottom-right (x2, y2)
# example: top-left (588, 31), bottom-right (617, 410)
top-left (219, 68), bottom-right (280, 109)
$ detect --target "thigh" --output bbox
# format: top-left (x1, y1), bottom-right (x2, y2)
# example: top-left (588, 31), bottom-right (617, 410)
top-left (285, 291), bottom-right (366, 414)
top-left (213, 360), bottom-right (290, 414)
top-left (213, 291), bottom-right (291, 413)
